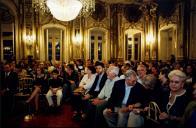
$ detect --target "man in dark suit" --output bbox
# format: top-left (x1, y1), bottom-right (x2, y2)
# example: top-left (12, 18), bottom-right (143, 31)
top-left (0, 63), bottom-right (18, 96)
top-left (83, 62), bottom-right (107, 100)
top-left (0, 62), bottom-right (19, 117)
top-left (103, 70), bottom-right (145, 127)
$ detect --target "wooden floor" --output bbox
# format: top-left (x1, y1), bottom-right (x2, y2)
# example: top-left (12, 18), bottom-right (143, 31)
top-left (2, 103), bottom-right (81, 128)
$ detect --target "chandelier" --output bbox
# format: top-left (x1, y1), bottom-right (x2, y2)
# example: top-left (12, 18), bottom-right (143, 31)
top-left (79, 0), bottom-right (95, 17)
top-left (32, 0), bottom-right (95, 21)
top-left (46, 0), bottom-right (82, 21)
top-left (32, 0), bottom-right (50, 13)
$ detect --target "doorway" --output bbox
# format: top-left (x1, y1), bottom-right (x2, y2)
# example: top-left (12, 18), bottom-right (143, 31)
top-left (89, 29), bottom-right (106, 61)
top-left (44, 28), bottom-right (64, 62)
top-left (159, 25), bottom-right (177, 61)
top-left (125, 29), bottom-right (142, 61)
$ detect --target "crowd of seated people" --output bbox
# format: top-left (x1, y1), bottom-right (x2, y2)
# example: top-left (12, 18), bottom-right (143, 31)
top-left (0, 58), bottom-right (196, 128)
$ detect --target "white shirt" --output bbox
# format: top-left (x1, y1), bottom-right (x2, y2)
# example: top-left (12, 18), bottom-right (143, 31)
top-left (5, 72), bottom-right (10, 77)
top-left (137, 75), bottom-right (144, 86)
top-left (98, 76), bottom-right (120, 101)
top-left (120, 74), bottom-right (125, 79)
top-left (79, 74), bottom-right (96, 91)
top-left (122, 82), bottom-right (133, 105)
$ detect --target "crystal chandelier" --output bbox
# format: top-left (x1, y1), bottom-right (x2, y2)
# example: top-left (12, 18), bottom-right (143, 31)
top-left (46, 0), bottom-right (82, 21)
top-left (79, 0), bottom-right (95, 17)
top-left (32, 0), bottom-right (50, 13)
top-left (32, 0), bottom-right (96, 21)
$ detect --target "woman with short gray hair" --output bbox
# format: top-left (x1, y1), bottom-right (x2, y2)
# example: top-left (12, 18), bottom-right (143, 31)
top-left (159, 70), bottom-right (191, 128)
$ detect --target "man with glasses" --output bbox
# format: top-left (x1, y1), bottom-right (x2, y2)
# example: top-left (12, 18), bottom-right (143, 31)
top-left (103, 70), bottom-right (145, 127)
top-left (137, 64), bottom-right (147, 86)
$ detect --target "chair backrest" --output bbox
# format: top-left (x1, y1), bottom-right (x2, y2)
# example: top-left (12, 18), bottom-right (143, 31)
top-left (18, 77), bottom-right (34, 94)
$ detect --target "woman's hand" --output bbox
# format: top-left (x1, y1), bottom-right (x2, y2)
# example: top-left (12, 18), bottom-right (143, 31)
top-left (159, 112), bottom-right (169, 120)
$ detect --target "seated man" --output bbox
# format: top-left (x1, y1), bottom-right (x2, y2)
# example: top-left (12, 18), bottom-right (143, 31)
top-left (72, 62), bottom-right (107, 120)
top-left (103, 70), bottom-right (145, 127)
top-left (82, 62), bottom-right (107, 100)
top-left (90, 66), bottom-right (120, 127)
top-left (63, 64), bottom-right (79, 100)
top-left (46, 70), bottom-right (63, 108)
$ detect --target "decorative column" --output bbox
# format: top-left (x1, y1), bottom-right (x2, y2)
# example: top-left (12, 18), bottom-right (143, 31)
top-left (110, 4), bottom-right (118, 60)
top-left (140, 2), bottom-right (158, 61)
top-left (72, 18), bottom-right (83, 60)
top-left (182, 0), bottom-right (191, 60)
top-left (23, 0), bottom-right (35, 59)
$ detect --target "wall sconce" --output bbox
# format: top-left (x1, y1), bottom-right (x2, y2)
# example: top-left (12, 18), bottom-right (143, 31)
top-left (146, 33), bottom-right (154, 45)
top-left (72, 28), bottom-right (82, 45)
top-left (25, 34), bottom-right (35, 49)
top-left (146, 33), bottom-right (154, 60)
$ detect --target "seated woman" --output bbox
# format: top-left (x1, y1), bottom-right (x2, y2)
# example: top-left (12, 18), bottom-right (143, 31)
top-left (159, 70), bottom-right (191, 128)
top-left (159, 67), bottom-right (170, 93)
top-left (71, 66), bottom-right (96, 119)
top-left (77, 65), bottom-right (96, 93)
top-left (25, 67), bottom-right (47, 113)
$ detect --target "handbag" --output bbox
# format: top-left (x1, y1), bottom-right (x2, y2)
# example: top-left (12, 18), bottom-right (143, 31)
top-left (145, 101), bottom-right (161, 126)
top-left (73, 87), bottom-right (86, 96)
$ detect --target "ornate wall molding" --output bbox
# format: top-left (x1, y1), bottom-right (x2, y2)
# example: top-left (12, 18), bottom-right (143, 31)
top-left (85, 2), bottom-right (109, 30)
top-left (123, 4), bottom-right (142, 23)
top-left (159, 6), bottom-right (178, 29)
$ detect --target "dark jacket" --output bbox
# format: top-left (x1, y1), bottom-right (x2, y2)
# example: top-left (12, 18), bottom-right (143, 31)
top-left (63, 70), bottom-right (79, 86)
top-left (161, 90), bottom-right (191, 117)
top-left (1, 71), bottom-right (18, 94)
top-left (107, 79), bottom-right (145, 111)
top-left (48, 77), bottom-right (63, 88)
top-left (88, 72), bottom-right (107, 98)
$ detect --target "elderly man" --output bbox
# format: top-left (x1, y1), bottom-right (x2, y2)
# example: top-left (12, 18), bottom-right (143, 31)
top-left (89, 66), bottom-right (120, 127)
top-left (137, 64), bottom-right (147, 86)
top-left (103, 70), bottom-right (145, 127)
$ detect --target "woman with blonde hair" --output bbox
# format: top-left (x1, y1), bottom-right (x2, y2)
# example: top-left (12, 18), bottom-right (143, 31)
top-left (159, 70), bottom-right (191, 128)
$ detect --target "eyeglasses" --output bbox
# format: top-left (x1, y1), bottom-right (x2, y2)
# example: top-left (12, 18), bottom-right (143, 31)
top-left (137, 69), bottom-right (145, 71)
